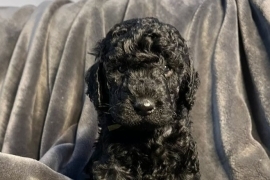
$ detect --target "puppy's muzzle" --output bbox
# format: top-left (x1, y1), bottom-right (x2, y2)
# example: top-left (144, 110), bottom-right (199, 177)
top-left (133, 98), bottom-right (155, 116)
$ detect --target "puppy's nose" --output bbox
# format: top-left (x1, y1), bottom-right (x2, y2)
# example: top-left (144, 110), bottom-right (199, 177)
top-left (134, 98), bottom-right (155, 115)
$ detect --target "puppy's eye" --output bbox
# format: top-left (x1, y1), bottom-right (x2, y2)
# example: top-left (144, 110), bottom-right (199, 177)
top-left (118, 66), bottom-right (127, 73)
top-left (164, 65), bottom-right (173, 77)
top-left (164, 65), bottom-right (170, 72)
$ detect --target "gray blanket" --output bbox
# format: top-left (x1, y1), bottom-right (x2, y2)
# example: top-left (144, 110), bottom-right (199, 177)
top-left (0, 0), bottom-right (269, 179)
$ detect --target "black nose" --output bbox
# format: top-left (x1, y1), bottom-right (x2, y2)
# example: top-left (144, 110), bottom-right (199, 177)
top-left (133, 98), bottom-right (155, 115)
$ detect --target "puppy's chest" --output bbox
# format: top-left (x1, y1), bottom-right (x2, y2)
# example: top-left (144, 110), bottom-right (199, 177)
top-left (109, 135), bottom-right (181, 174)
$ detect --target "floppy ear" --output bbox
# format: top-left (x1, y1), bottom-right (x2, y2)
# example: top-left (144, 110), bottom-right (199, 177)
top-left (85, 61), bottom-right (108, 109)
top-left (178, 59), bottom-right (200, 111)
top-left (183, 68), bottom-right (199, 110)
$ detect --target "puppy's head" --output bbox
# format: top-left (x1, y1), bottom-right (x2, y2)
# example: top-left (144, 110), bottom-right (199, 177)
top-left (86, 18), bottom-right (199, 127)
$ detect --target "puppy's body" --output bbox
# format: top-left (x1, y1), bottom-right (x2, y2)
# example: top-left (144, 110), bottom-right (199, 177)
top-left (86, 18), bottom-right (200, 180)
top-left (90, 115), bottom-right (198, 180)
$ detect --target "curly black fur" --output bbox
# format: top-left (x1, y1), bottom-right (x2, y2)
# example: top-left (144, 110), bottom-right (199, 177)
top-left (85, 17), bottom-right (200, 180)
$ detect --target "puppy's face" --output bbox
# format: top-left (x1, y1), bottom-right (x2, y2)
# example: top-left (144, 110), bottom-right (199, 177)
top-left (86, 18), bottom-right (197, 128)
top-left (103, 53), bottom-right (180, 127)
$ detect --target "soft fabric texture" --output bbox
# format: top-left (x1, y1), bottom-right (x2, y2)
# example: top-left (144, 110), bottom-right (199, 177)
top-left (0, 0), bottom-right (269, 179)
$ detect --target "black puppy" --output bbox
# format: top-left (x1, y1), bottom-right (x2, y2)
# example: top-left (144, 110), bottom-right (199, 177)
top-left (85, 17), bottom-right (200, 180)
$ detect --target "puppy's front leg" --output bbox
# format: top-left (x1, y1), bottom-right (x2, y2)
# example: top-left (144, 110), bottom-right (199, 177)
top-left (92, 161), bottom-right (133, 180)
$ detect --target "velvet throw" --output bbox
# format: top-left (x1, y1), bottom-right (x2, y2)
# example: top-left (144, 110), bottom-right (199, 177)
top-left (0, 0), bottom-right (269, 179)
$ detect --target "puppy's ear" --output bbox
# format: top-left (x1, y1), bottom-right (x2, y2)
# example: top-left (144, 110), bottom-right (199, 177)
top-left (85, 62), bottom-right (108, 109)
top-left (184, 68), bottom-right (199, 110)
top-left (178, 60), bottom-right (199, 111)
